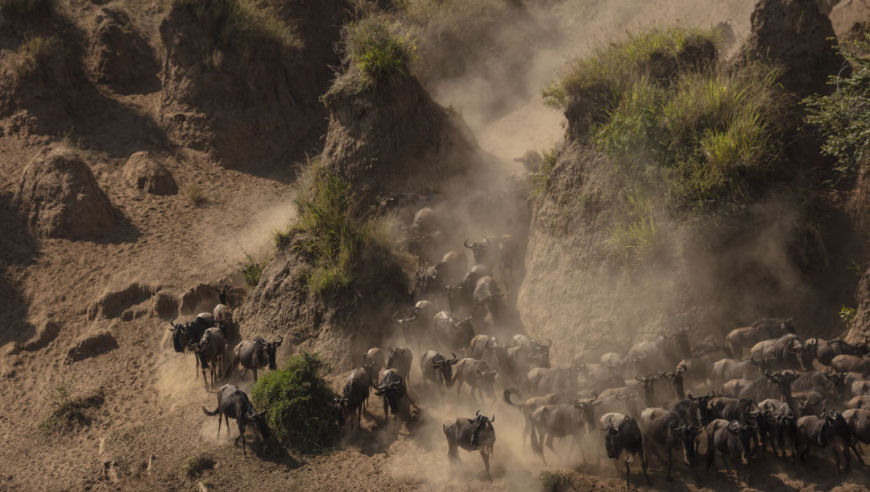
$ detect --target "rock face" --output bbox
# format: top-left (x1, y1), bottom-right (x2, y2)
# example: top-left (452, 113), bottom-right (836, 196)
top-left (122, 152), bottom-right (177, 195)
top-left (66, 329), bottom-right (118, 363)
top-left (88, 7), bottom-right (160, 94)
top-left (322, 73), bottom-right (490, 212)
top-left (157, 0), bottom-right (320, 167)
top-left (15, 146), bottom-right (116, 239)
top-left (741, 0), bottom-right (845, 97)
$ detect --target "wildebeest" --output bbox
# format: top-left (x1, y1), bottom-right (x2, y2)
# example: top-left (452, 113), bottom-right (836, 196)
top-left (468, 335), bottom-right (503, 371)
top-left (738, 370), bottom-right (799, 409)
top-left (393, 300), bottom-right (435, 349)
top-left (335, 360), bottom-right (376, 430)
top-left (434, 250), bottom-right (468, 287)
top-left (445, 266), bottom-right (489, 315)
top-left (168, 314), bottom-right (217, 379)
top-left (473, 276), bottom-right (504, 323)
top-left (464, 236), bottom-right (492, 268)
top-left (663, 364), bottom-right (687, 400)
top-left (705, 419), bottom-right (756, 485)
top-left (791, 370), bottom-right (846, 402)
top-left (831, 354), bottom-right (870, 374)
top-left (453, 358), bottom-right (498, 403)
top-left (528, 394), bottom-right (602, 464)
top-left (757, 399), bottom-right (796, 457)
top-left (443, 411), bottom-right (496, 480)
top-left (498, 234), bottom-right (519, 284)
top-left (721, 379), bottom-right (753, 398)
top-left (213, 285), bottom-right (232, 340)
top-left (412, 267), bottom-right (442, 302)
top-left (375, 368), bottom-right (408, 419)
top-left (223, 336), bottom-right (282, 383)
top-left (635, 371), bottom-right (665, 407)
top-left (189, 327), bottom-right (226, 389)
top-left (433, 311), bottom-right (475, 353)
top-left (842, 408), bottom-right (870, 464)
top-left (810, 336), bottom-right (869, 366)
top-left (639, 407), bottom-right (701, 481)
top-left (600, 413), bottom-right (651, 488)
top-left (420, 350), bottom-right (459, 392)
top-left (364, 347), bottom-right (386, 373)
top-left (847, 395), bottom-right (870, 410)
top-left (627, 329), bottom-right (691, 376)
top-left (386, 346), bottom-right (413, 383)
top-left (795, 414), bottom-right (830, 464)
top-left (202, 384), bottom-right (270, 459)
top-left (823, 409), bottom-right (852, 477)
top-left (503, 388), bottom-right (581, 443)
top-left (711, 357), bottom-right (766, 390)
top-left (749, 334), bottom-right (809, 371)
top-left (725, 317), bottom-right (795, 359)
top-left (528, 366), bottom-right (578, 397)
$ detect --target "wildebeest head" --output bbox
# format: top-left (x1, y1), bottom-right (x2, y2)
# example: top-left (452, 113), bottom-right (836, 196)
top-left (452, 314), bottom-right (474, 333)
top-left (169, 321), bottom-right (188, 353)
top-left (635, 371), bottom-right (663, 405)
top-left (604, 414), bottom-right (632, 459)
top-left (668, 413), bottom-right (701, 459)
top-left (765, 369), bottom-right (799, 399)
top-left (387, 346), bottom-right (411, 370)
top-left (333, 398), bottom-right (348, 426)
top-left (664, 364), bottom-right (687, 398)
top-left (248, 407), bottom-right (271, 442)
top-left (375, 374), bottom-right (404, 415)
top-left (824, 369), bottom-right (847, 400)
top-left (468, 410), bottom-right (495, 449)
top-left (727, 420), bottom-right (756, 463)
top-left (574, 393), bottom-right (603, 428)
top-left (688, 392), bottom-right (716, 424)
top-left (530, 339), bottom-right (552, 368)
top-left (464, 237), bottom-right (491, 265)
top-left (256, 336), bottom-right (283, 371)
top-left (432, 352), bottom-right (460, 381)
top-left (781, 317), bottom-right (796, 334)
top-left (414, 267), bottom-right (440, 297)
top-left (665, 328), bottom-right (691, 358)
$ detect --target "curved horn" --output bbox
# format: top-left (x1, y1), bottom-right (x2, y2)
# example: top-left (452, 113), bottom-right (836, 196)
top-left (490, 414), bottom-right (495, 423)
top-left (464, 238), bottom-right (472, 248)
top-left (475, 409), bottom-right (481, 417)
top-left (415, 269), bottom-right (423, 279)
top-left (635, 373), bottom-right (643, 382)
top-left (482, 236), bottom-right (490, 246)
top-left (543, 338), bottom-right (552, 348)
top-left (450, 353), bottom-right (458, 362)
top-left (676, 363), bottom-right (687, 375)
top-left (392, 311), bottom-right (401, 322)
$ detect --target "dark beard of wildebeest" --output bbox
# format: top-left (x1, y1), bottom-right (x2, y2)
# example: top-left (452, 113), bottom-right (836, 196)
top-left (503, 388), bottom-right (583, 444)
top-left (453, 358), bottom-right (498, 404)
top-left (443, 411), bottom-right (496, 481)
top-left (375, 369), bottom-right (407, 419)
top-left (843, 408), bottom-right (870, 465)
top-left (528, 394), bottom-right (603, 464)
top-left (810, 336), bottom-right (870, 366)
top-left (420, 350), bottom-right (459, 392)
top-left (639, 409), bottom-right (702, 482)
top-left (705, 419), bottom-right (757, 485)
top-left (626, 328), bottom-right (691, 377)
top-left (601, 413), bottom-right (652, 489)
top-left (527, 366), bottom-right (578, 397)
top-left (202, 384), bottom-right (270, 459)
top-left (433, 311), bottom-right (475, 354)
top-left (663, 363), bottom-right (687, 400)
top-left (749, 333), bottom-right (811, 372)
top-left (189, 327), bottom-right (226, 389)
top-left (335, 360), bottom-right (376, 430)
top-left (725, 317), bottom-right (796, 359)
top-left (223, 336), bottom-right (283, 383)
top-left (386, 346), bottom-right (413, 384)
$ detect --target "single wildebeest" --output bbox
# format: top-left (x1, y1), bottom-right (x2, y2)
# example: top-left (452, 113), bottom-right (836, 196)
top-left (711, 357), bottom-right (767, 390)
top-left (412, 266), bottom-right (441, 302)
top-left (336, 360), bottom-right (376, 430)
top-left (468, 335), bottom-right (503, 371)
top-left (749, 334), bottom-right (809, 371)
top-left (434, 250), bottom-right (468, 287)
top-left (464, 236), bottom-right (492, 268)
top-left (831, 354), bottom-right (870, 374)
top-left (725, 317), bottom-right (795, 359)
top-left (375, 368), bottom-right (408, 419)
top-left (433, 311), bottom-right (475, 353)
top-left (473, 276), bottom-right (504, 323)
top-left (386, 346), bottom-right (413, 383)
top-left (663, 363), bottom-right (687, 400)
top-left (528, 366), bottom-right (578, 397)
top-left (213, 285), bottom-right (232, 340)
top-left (189, 327), bottom-right (226, 389)
top-left (394, 300), bottom-right (435, 350)
top-left (811, 336), bottom-right (869, 366)
top-left (739, 370), bottom-right (800, 411)
top-left (847, 395), bottom-right (870, 410)
top-left (600, 413), bottom-right (651, 488)
top-left (453, 358), bottom-right (499, 403)
top-left (852, 378), bottom-right (870, 397)
top-left (223, 336), bottom-right (283, 383)
top-left (498, 234), bottom-right (519, 284)
top-left (627, 329), bottom-right (691, 376)
top-left (823, 409), bottom-right (852, 477)
top-left (420, 350), bottom-right (459, 392)
top-left (795, 414), bottom-right (830, 464)
top-left (443, 411), bottom-right (496, 480)
top-left (168, 314), bottom-right (217, 378)
top-left (364, 347), bottom-right (386, 373)
top-left (757, 399), bottom-right (797, 457)
top-left (705, 419), bottom-right (756, 485)
top-left (503, 388), bottom-right (581, 444)
top-left (842, 408), bottom-right (870, 465)
top-left (639, 408), bottom-right (701, 481)
top-left (529, 394), bottom-right (603, 464)
top-left (635, 371), bottom-right (665, 407)
top-left (445, 266), bottom-right (488, 315)
top-left (202, 384), bottom-right (270, 459)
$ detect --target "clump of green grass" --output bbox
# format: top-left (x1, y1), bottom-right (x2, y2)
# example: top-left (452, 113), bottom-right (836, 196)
top-left (181, 454), bottom-right (215, 478)
top-left (183, 184), bottom-right (207, 206)
top-left (343, 15), bottom-right (416, 85)
top-left (237, 250), bottom-right (269, 288)
top-left (0, 0), bottom-right (57, 17)
top-left (272, 227), bottom-right (291, 250)
top-left (251, 352), bottom-right (337, 454)
top-left (9, 36), bottom-right (57, 81)
top-left (38, 381), bottom-right (89, 435)
top-left (840, 305), bottom-right (857, 329)
top-left (804, 35), bottom-right (870, 177)
top-left (529, 146), bottom-right (559, 201)
top-left (606, 190), bottom-right (664, 265)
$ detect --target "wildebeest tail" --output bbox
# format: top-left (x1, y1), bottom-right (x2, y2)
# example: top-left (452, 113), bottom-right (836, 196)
top-left (202, 406), bottom-right (220, 416)
top-left (503, 388), bottom-right (523, 407)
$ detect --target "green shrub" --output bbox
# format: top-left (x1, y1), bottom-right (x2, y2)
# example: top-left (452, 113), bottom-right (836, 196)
top-left (251, 352), bottom-right (337, 454)
top-left (840, 305), bottom-right (857, 329)
top-left (343, 15), bottom-right (416, 84)
top-left (804, 36), bottom-right (870, 177)
top-left (0, 0), bottom-right (57, 17)
top-left (237, 250), bottom-right (269, 288)
top-left (38, 381), bottom-right (89, 434)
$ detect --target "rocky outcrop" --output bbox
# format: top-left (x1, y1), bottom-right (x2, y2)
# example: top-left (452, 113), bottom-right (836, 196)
top-left (122, 152), bottom-right (177, 195)
top-left (66, 328), bottom-right (118, 363)
top-left (740, 0), bottom-right (845, 97)
top-left (15, 146), bottom-right (116, 240)
top-left (88, 7), bottom-right (159, 94)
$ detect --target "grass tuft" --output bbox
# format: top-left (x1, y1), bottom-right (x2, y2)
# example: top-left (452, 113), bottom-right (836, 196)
top-left (606, 190), bottom-right (664, 265)
top-left (182, 454), bottom-right (215, 478)
top-left (272, 227), bottom-right (291, 250)
top-left (529, 147), bottom-right (559, 201)
top-left (237, 250), bottom-right (269, 288)
top-left (251, 352), bottom-right (337, 454)
top-left (184, 184), bottom-right (207, 206)
top-left (343, 15), bottom-right (416, 85)
top-left (38, 381), bottom-right (89, 435)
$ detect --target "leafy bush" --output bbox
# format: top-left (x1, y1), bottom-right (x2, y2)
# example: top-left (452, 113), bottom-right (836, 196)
top-left (343, 15), bottom-right (416, 84)
top-left (237, 250), bottom-right (269, 288)
top-left (38, 381), bottom-right (89, 434)
top-left (0, 0), bottom-right (57, 17)
top-left (804, 36), bottom-right (870, 177)
top-left (840, 305), bottom-right (857, 329)
top-left (251, 352), bottom-right (337, 454)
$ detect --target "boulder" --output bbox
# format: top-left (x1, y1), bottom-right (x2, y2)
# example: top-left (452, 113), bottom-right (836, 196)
top-left (88, 7), bottom-right (160, 94)
top-left (122, 152), bottom-right (177, 195)
top-left (15, 146), bottom-right (115, 239)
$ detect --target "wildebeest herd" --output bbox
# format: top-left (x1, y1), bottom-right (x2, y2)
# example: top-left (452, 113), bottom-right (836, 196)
top-left (166, 225), bottom-right (870, 488)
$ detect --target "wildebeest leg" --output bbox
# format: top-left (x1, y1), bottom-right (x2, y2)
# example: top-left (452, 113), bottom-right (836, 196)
top-left (216, 411), bottom-right (222, 438)
top-left (224, 414), bottom-right (230, 439)
top-left (706, 442), bottom-right (715, 471)
top-left (545, 432), bottom-right (557, 454)
top-left (624, 458), bottom-right (631, 489)
top-left (640, 449), bottom-right (652, 485)
top-left (253, 369), bottom-right (258, 383)
top-left (447, 444), bottom-right (460, 471)
top-left (850, 441), bottom-right (866, 466)
top-left (480, 450), bottom-right (491, 481)
top-left (239, 421), bottom-right (247, 459)
top-left (666, 445), bottom-right (673, 482)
